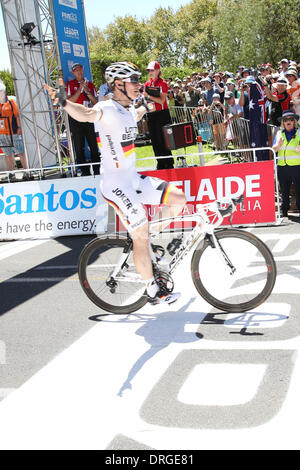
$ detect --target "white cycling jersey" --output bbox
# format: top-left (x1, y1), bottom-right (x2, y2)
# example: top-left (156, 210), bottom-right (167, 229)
top-left (93, 99), bottom-right (138, 178)
top-left (92, 98), bottom-right (173, 233)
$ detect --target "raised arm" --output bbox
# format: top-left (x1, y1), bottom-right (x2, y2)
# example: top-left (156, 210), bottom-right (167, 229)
top-left (43, 79), bottom-right (101, 123)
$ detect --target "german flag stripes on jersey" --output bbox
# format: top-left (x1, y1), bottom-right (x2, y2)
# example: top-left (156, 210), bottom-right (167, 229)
top-left (102, 195), bottom-right (130, 228)
top-left (121, 140), bottom-right (135, 158)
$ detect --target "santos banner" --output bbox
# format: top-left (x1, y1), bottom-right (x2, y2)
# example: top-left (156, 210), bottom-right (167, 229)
top-left (0, 176), bottom-right (108, 240)
top-left (52, 0), bottom-right (92, 82)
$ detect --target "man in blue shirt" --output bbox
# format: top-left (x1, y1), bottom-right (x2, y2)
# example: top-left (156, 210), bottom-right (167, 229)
top-left (98, 73), bottom-right (113, 101)
top-left (202, 78), bottom-right (214, 106)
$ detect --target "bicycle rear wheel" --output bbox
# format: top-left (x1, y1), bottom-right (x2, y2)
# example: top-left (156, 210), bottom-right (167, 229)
top-left (191, 229), bottom-right (276, 313)
top-left (78, 237), bottom-right (148, 314)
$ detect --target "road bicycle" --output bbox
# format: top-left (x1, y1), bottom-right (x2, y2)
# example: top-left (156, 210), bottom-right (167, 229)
top-left (78, 195), bottom-right (276, 314)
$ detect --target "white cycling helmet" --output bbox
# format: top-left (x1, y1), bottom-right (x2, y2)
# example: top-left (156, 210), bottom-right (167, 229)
top-left (105, 61), bottom-right (141, 85)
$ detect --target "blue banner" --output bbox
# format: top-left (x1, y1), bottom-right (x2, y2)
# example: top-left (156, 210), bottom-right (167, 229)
top-left (52, 0), bottom-right (92, 82)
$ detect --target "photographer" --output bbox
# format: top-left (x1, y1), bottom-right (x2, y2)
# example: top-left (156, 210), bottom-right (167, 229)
top-left (209, 93), bottom-right (226, 150)
top-left (143, 61), bottom-right (174, 169)
top-left (238, 78), bottom-right (250, 121)
top-left (183, 83), bottom-right (200, 108)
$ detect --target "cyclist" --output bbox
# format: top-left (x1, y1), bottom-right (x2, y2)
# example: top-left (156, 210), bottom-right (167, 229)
top-left (44, 62), bottom-right (186, 305)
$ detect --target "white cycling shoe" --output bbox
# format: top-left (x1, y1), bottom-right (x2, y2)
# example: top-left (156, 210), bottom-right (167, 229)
top-left (148, 287), bottom-right (181, 306)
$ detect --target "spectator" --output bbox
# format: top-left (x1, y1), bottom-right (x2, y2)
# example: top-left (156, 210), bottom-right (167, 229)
top-left (279, 58), bottom-right (289, 77)
top-left (0, 81), bottom-right (28, 180)
top-left (237, 65), bottom-right (245, 77)
top-left (238, 76), bottom-right (250, 121)
top-left (272, 110), bottom-right (300, 217)
top-left (213, 73), bottom-right (225, 103)
top-left (241, 68), bottom-right (250, 79)
top-left (202, 77), bottom-right (214, 106)
top-left (183, 83), bottom-right (199, 108)
top-left (143, 60), bottom-right (174, 169)
top-left (167, 89), bottom-right (176, 120)
top-left (191, 72), bottom-right (198, 85)
top-left (173, 84), bottom-right (185, 111)
top-left (286, 68), bottom-right (300, 117)
top-left (224, 91), bottom-right (243, 118)
top-left (209, 93), bottom-right (226, 150)
top-left (225, 78), bottom-right (240, 99)
top-left (98, 72), bottom-right (113, 101)
top-left (66, 63), bottom-right (100, 176)
top-left (224, 90), bottom-right (244, 146)
top-left (264, 77), bottom-right (294, 126)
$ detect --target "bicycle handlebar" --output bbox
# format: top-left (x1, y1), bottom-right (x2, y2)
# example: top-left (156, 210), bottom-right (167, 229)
top-left (217, 194), bottom-right (244, 219)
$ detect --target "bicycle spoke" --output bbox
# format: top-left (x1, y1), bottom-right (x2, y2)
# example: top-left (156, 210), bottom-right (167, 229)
top-left (192, 230), bottom-right (276, 312)
top-left (79, 238), bottom-right (147, 313)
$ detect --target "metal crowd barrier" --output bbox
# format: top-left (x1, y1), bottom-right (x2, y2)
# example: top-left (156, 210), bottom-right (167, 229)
top-left (168, 106), bottom-right (279, 163)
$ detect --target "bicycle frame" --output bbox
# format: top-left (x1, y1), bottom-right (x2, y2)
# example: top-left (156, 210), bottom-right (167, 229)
top-left (110, 199), bottom-right (235, 282)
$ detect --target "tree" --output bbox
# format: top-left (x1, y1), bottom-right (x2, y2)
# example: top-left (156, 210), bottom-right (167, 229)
top-left (0, 70), bottom-right (14, 96)
top-left (214, 0), bottom-right (300, 71)
top-left (175, 0), bottom-right (218, 68)
top-left (89, 16), bottom-right (152, 86)
top-left (87, 0), bottom-right (300, 84)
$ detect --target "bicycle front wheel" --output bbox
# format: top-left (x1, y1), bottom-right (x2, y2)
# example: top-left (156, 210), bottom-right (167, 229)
top-left (191, 229), bottom-right (276, 313)
top-left (78, 237), bottom-right (148, 314)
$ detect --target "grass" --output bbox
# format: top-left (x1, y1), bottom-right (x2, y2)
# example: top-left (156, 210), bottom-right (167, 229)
top-left (135, 142), bottom-right (218, 170)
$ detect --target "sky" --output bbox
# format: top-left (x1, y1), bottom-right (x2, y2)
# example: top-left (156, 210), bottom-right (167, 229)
top-left (0, 0), bottom-right (191, 71)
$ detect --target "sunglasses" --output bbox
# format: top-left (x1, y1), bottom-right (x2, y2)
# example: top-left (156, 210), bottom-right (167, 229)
top-left (123, 75), bottom-right (141, 84)
top-left (283, 118), bottom-right (295, 122)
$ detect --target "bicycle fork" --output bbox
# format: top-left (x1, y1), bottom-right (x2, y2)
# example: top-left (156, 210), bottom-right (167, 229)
top-left (208, 232), bottom-right (236, 275)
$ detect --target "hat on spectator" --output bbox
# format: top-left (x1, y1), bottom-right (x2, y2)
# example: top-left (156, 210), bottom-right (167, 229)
top-left (224, 91), bottom-right (234, 100)
top-left (202, 77), bottom-right (212, 83)
top-left (147, 61), bottom-right (160, 71)
top-left (286, 69), bottom-right (298, 77)
top-left (212, 93), bottom-right (220, 99)
top-left (241, 68), bottom-right (250, 76)
top-left (245, 76), bottom-right (256, 84)
top-left (277, 77), bottom-right (288, 85)
top-left (272, 72), bottom-right (279, 79)
top-left (72, 62), bottom-right (83, 71)
top-left (281, 58), bottom-right (289, 64)
top-left (279, 110), bottom-right (299, 121)
top-left (226, 78), bottom-right (235, 85)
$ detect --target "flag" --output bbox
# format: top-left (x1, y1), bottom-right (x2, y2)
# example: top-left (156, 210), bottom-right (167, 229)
top-left (249, 81), bottom-right (269, 161)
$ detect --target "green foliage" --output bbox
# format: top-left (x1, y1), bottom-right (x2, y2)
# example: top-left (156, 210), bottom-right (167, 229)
top-left (0, 70), bottom-right (14, 96)
top-left (88, 0), bottom-right (300, 86)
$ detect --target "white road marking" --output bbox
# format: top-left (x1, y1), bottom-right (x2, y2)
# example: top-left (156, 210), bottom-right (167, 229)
top-left (0, 389), bottom-right (16, 400)
top-left (0, 232), bottom-right (299, 449)
top-left (0, 240), bottom-right (48, 261)
top-left (177, 364), bottom-right (266, 406)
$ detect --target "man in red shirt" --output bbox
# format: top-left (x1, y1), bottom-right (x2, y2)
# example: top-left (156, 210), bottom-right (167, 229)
top-left (66, 63), bottom-right (100, 176)
top-left (143, 61), bottom-right (174, 169)
top-left (264, 77), bottom-right (294, 125)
